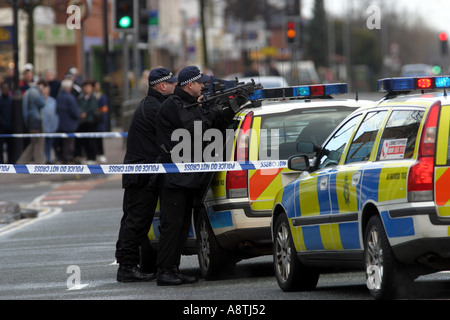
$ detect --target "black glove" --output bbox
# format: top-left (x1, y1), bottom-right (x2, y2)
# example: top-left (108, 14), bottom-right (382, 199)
top-left (208, 103), bottom-right (224, 119)
top-left (235, 88), bottom-right (249, 106)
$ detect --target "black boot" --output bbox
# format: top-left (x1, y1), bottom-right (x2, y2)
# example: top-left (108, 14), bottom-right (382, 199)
top-left (172, 265), bottom-right (198, 284)
top-left (156, 267), bottom-right (183, 286)
top-left (117, 265), bottom-right (155, 283)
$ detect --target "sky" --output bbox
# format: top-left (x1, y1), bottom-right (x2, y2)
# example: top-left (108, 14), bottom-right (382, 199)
top-left (180, 0), bottom-right (450, 38)
top-left (303, 0), bottom-right (450, 35)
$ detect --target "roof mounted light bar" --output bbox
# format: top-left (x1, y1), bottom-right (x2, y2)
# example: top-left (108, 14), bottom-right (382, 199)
top-left (378, 76), bottom-right (450, 93)
top-left (248, 83), bottom-right (348, 100)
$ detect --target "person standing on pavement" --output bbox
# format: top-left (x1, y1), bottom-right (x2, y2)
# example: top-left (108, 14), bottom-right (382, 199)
top-left (41, 81), bottom-right (59, 163)
top-left (17, 79), bottom-right (46, 164)
top-left (55, 79), bottom-right (79, 164)
top-left (155, 66), bottom-right (248, 286)
top-left (93, 80), bottom-right (109, 163)
top-left (75, 80), bottom-right (98, 164)
top-left (0, 82), bottom-right (12, 163)
top-left (115, 68), bottom-right (177, 282)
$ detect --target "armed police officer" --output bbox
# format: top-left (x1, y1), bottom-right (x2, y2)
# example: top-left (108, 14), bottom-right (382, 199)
top-left (155, 66), bottom-right (249, 285)
top-left (115, 68), bottom-right (177, 282)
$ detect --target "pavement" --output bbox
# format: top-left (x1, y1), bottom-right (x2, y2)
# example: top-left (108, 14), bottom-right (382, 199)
top-left (0, 129), bottom-right (127, 185)
top-left (0, 130), bottom-right (127, 224)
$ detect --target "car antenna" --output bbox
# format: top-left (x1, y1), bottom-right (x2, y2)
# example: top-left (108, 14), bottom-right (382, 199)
top-left (355, 91), bottom-right (359, 102)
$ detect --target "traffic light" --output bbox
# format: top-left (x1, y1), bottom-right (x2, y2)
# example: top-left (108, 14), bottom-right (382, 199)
top-left (138, 0), bottom-right (148, 42)
top-left (114, 0), bottom-right (134, 31)
top-left (439, 32), bottom-right (448, 55)
top-left (286, 21), bottom-right (296, 44)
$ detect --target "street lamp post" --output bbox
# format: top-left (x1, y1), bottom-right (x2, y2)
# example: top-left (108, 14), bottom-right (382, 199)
top-left (11, 0), bottom-right (24, 163)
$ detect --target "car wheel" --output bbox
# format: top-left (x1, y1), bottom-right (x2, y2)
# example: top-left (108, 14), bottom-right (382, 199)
top-left (364, 215), bottom-right (412, 300)
top-left (273, 213), bottom-right (319, 292)
top-left (139, 238), bottom-right (157, 273)
top-left (196, 209), bottom-right (232, 280)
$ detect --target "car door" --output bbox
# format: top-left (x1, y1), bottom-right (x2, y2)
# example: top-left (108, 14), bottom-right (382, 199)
top-left (331, 111), bottom-right (388, 250)
top-left (295, 114), bottom-right (363, 251)
top-left (435, 104), bottom-right (450, 217)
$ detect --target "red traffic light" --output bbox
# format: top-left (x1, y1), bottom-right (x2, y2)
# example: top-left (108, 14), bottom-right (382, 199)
top-left (286, 21), bottom-right (296, 43)
top-left (439, 32), bottom-right (448, 42)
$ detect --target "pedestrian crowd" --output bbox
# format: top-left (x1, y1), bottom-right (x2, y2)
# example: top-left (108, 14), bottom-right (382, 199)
top-left (0, 64), bottom-right (109, 164)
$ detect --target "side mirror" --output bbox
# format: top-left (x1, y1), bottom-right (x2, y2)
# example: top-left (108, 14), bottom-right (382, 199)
top-left (288, 155), bottom-right (310, 171)
top-left (296, 141), bottom-right (317, 153)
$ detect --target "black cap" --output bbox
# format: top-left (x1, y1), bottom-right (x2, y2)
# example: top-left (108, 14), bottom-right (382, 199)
top-left (148, 68), bottom-right (177, 86)
top-left (177, 66), bottom-right (210, 87)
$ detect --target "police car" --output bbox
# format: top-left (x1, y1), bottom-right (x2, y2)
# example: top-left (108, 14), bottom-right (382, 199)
top-left (272, 76), bottom-right (450, 299)
top-left (142, 83), bottom-right (371, 279)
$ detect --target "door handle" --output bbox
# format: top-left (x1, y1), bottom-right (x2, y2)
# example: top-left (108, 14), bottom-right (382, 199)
top-left (352, 172), bottom-right (361, 186)
top-left (319, 176), bottom-right (328, 190)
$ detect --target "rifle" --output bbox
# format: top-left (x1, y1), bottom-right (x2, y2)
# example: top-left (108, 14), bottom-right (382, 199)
top-left (188, 78), bottom-right (263, 112)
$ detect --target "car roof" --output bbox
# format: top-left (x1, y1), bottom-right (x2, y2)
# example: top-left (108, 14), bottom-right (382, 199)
top-left (369, 91), bottom-right (450, 109)
top-left (240, 98), bottom-right (372, 116)
top-left (239, 76), bottom-right (289, 88)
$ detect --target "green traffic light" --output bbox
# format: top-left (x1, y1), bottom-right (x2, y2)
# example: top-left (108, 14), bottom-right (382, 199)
top-left (432, 65), bottom-right (442, 75)
top-left (119, 16), bottom-right (132, 28)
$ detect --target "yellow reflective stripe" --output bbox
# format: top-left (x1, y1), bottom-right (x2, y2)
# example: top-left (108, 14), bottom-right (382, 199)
top-left (439, 207), bottom-right (450, 217)
top-left (320, 225), bottom-right (334, 250)
top-left (290, 219), bottom-right (306, 252)
top-left (378, 164), bottom-right (410, 202)
top-left (299, 176), bottom-right (320, 216)
top-left (378, 101), bottom-right (432, 107)
top-left (148, 225), bottom-right (157, 240)
top-left (211, 172), bottom-right (226, 198)
top-left (436, 167), bottom-right (450, 217)
top-left (251, 169), bottom-right (286, 211)
top-left (249, 116), bottom-right (261, 162)
top-left (334, 168), bottom-right (360, 213)
top-left (331, 223), bottom-right (344, 250)
top-left (437, 106), bottom-right (450, 165)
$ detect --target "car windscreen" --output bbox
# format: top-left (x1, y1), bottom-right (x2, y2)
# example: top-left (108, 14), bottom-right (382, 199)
top-left (259, 106), bottom-right (356, 160)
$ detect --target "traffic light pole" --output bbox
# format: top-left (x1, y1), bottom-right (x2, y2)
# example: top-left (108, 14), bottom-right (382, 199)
top-left (11, 0), bottom-right (23, 163)
top-left (132, 0), bottom-right (140, 99)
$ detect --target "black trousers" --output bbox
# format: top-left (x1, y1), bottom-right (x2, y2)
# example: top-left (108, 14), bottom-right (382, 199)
top-left (156, 187), bottom-right (194, 269)
top-left (115, 183), bottom-right (159, 266)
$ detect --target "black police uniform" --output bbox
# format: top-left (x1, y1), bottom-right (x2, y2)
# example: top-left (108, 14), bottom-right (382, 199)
top-left (156, 86), bottom-right (228, 275)
top-left (115, 68), bottom-right (176, 282)
top-left (155, 67), bottom-right (247, 285)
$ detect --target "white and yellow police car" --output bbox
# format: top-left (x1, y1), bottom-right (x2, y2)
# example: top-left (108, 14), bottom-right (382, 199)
top-left (143, 83), bottom-right (372, 280)
top-left (272, 76), bottom-right (450, 299)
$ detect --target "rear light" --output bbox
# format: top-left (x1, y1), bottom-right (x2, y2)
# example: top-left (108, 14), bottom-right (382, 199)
top-left (408, 102), bottom-right (440, 201)
top-left (226, 112), bottom-right (253, 198)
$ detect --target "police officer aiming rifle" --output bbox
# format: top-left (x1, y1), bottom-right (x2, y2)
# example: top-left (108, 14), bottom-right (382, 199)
top-left (155, 66), bottom-right (251, 285)
top-left (115, 68), bottom-right (177, 283)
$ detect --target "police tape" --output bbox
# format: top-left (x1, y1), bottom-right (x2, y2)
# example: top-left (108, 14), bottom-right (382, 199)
top-left (0, 160), bottom-right (288, 175)
top-left (0, 132), bottom-right (127, 138)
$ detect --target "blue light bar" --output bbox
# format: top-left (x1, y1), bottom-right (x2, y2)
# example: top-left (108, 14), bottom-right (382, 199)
top-left (378, 76), bottom-right (450, 93)
top-left (249, 83), bottom-right (348, 101)
top-left (435, 77), bottom-right (450, 88)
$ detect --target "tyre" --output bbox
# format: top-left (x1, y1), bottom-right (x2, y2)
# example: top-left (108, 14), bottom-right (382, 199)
top-left (196, 209), bottom-right (234, 280)
top-left (364, 215), bottom-right (412, 300)
top-left (273, 213), bottom-right (319, 291)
